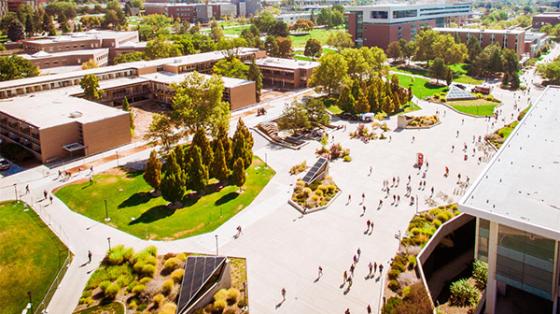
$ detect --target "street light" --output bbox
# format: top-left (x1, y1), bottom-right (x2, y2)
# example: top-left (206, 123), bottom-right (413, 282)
top-left (415, 194), bottom-right (419, 214)
top-left (13, 183), bottom-right (17, 201)
top-left (107, 237), bottom-right (112, 251)
top-left (27, 291), bottom-right (32, 310)
top-left (104, 200), bottom-right (110, 222)
top-left (215, 234), bottom-right (219, 256)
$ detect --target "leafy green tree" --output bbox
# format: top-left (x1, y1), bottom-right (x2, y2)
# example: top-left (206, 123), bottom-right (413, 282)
top-left (326, 31), bottom-right (354, 51)
top-left (145, 113), bottom-right (180, 152)
top-left (433, 34), bottom-right (467, 64)
top-left (414, 29), bottom-right (438, 64)
top-left (337, 78), bottom-right (355, 113)
top-left (191, 128), bottom-right (213, 167)
top-left (387, 41), bottom-right (402, 62)
top-left (186, 146), bottom-right (208, 194)
top-left (247, 58), bottom-right (263, 102)
top-left (230, 158), bottom-right (246, 191)
top-left (304, 38), bottom-right (322, 58)
top-left (138, 14), bottom-right (172, 41)
top-left (403, 41), bottom-right (417, 65)
top-left (305, 98), bottom-right (330, 125)
top-left (0, 55), bottom-right (39, 81)
top-left (160, 151), bottom-right (186, 205)
top-left (80, 74), bottom-right (103, 100)
top-left (144, 150), bottom-right (162, 192)
top-left (213, 57), bottom-right (249, 79)
top-left (103, 0), bottom-right (127, 30)
top-left (210, 20), bottom-right (224, 41)
top-left (342, 48), bottom-right (368, 81)
top-left (466, 36), bottom-right (482, 63)
top-left (277, 101), bottom-right (311, 132)
top-left (232, 119), bottom-right (252, 168)
top-left (309, 53), bottom-right (349, 96)
top-left (430, 57), bottom-right (448, 82)
top-left (290, 19), bottom-right (314, 32)
top-left (172, 72), bottom-right (230, 135)
top-left (24, 15), bottom-right (34, 36)
top-left (252, 11), bottom-right (276, 33)
top-left (269, 20), bottom-right (289, 37)
top-left (354, 87), bottom-right (370, 114)
top-left (7, 19), bottom-right (24, 41)
top-left (114, 51), bottom-right (144, 64)
top-left (276, 37), bottom-right (293, 58)
top-left (264, 35), bottom-right (279, 56)
top-left (209, 140), bottom-right (229, 182)
top-left (145, 37), bottom-right (181, 60)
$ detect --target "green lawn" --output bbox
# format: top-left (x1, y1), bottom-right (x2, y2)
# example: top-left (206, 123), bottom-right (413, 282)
top-left (289, 27), bottom-right (342, 49)
top-left (396, 74), bottom-right (448, 99)
top-left (222, 24), bottom-right (251, 36)
top-left (401, 102), bottom-right (422, 113)
top-left (56, 158), bottom-right (275, 240)
top-left (326, 104), bottom-right (343, 114)
top-left (75, 302), bottom-right (125, 314)
top-left (391, 63), bottom-right (483, 85)
top-left (447, 99), bottom-right (498, 117)
top-left (0, 201), bottom-right (69, 314)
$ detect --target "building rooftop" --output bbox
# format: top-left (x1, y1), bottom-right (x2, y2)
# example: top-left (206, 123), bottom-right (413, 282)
top-left (140, 71), bottom-right (253, 88)
top-left (535, 12), bottom-right (560, 17)
top-left (20, 48), bottom-right (109, 60)
top-left (433, 27), bottom-right (525, 35)
top-left (460, 86), bottom-right (560, 240)
top-left (349, 2), bottom-right (471, 10)
top-left (23, 30), bottom-right (138, 45)
top-left (255, 57), bottom-right (318, 70)
top-left (0, 93), bottom-right (128, 129)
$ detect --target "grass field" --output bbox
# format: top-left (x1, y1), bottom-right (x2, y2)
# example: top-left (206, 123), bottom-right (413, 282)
top-left (0, 201), bottom-right (69, 314)
top-left (289, 28), bottom-right (343, 48)
top-left (447, 99), bottom-right (498, 117)
top-left (56, 158), bottom-right (275, 240)
top-left (391, 63), bottom-right (483, 85)
top-left (396, 74), bottom-right (448, 99)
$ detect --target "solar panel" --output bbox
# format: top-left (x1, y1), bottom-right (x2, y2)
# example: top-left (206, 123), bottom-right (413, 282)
top-left (177, 256), bottom-right (227, 314)
top-left (302, 157), bottom-right (328, 184)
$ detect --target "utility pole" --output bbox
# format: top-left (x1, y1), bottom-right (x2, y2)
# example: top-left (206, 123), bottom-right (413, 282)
top-left (104, 200), bottom-right (110, 222)
top-left (107, 237), bottom-right (111, 251)
top-left (215, 234), bottom-right (219, 256)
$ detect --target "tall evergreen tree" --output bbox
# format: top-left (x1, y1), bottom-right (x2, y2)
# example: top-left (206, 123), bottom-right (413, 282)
top-left (216, 125), bottom-right (233, 167)
top-left (144, 150), bottom-right (162, 192)
top-left (191, 128), bottom-right (213, 167)
top-left (232, 119), bottom-right (252, 169)
top-left (247, 58), bottom-right (263, 102)
top-left (160, 151), bottom-right (186, 205)
top-left (209, 140), bottom-right (229, 182)
top-left (186, 146), bottom-right (208, 194)
top-left (174, 144), bottom-right (186, 174)
top-left (231, 157), bottom-right (246, 192)
top-left (24, 15), bottom-right (34, 36)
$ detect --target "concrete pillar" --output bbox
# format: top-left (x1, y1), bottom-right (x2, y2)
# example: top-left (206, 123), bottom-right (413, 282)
top-left (485, 221), bottom-right (499, 314)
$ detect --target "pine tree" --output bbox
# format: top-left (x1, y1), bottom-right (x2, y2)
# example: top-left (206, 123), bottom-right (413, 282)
top-left (354, 88), bottom-right (370, 114)
top-left (247, 58), bottom-right (263, 102)
top-left (232, 120), bottom-right (252, 169)
top-left (216, 125), bottom-right (233, 168)
top-left (25, 15), bottom-right (34, 37)
top-left (209, 140), bottom-right (229, 183)
top-left (160, 151), bottom-right (186, 205)
top-left (122, 96), bottom-right (130, 111)
top-left (231, 157), bottom-right (246, 192)
top-left (186, 146), bottom-right (208, 194)
top-left (174, 145), bottom-right (186, 175)
top-left (143, 150), bottom-right (162, 192)
top-left (191, 129), bottom-right (213, 167)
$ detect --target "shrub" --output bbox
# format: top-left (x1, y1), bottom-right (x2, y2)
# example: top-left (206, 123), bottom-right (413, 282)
top-left (472, 259), bottom-right (488, 290)
top-left (162, 278), bottom-right (174, 295)
top-left (388, 279), bottom-right (401, 292)
top-left (407, 256), bottom-right (417, 271)
top-left (382, 297), bottom-right (402, 314)
top-left (388, 269), bottom-right (401, 280)
top-left (139, 277), bottom-right (152, 284)
top-left (343, 155), bottom-right (352, 162)
top-left (289, 161), bottom-right (307, 175)
top-left (104, 282), bottom-right (120, 299)
top-left (141, 264), bottom-right (156, 277)
top-left (153, 293), bottom-right (165, 306)
top-left (213, 299), bottom-right (227, 311)
top-left (391, 261), bottom-right (406, 273)
top-left (99, 280), bottom-right (111, 291)
top-left (401, 286), bottom-right (411, 298)
top-left (171, 268), bottom-right (185, 283)
top-left (214, 288), bottom-right (228, 301)
top-left (106, 245), bottom-right (134, 265)
top-left (132, 284), bottom-right (146, 295)
top-left (176, 253), bottom-right (187, 261)
top-left (450, 278), bottom-right (478, 307)
top-left (226, 288), bottom-right (241, 305)
top-left (163, 257), bottom-right (181, 272)
top-left (158, 302), bottom-right (177, 314)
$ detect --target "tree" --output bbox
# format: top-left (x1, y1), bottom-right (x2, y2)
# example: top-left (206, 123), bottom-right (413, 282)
top-left (212, 57), bottom-right (249, 79)
top-left (433, 34), bottom-right (467, 64)
top-left (305, 98), bottom-right (330, 125)
top-left (277, 101), bottom-right (311, 131)
top-left (144, 150), bottom-right (162, 192)
top-left (354, 87), bottom-right (370, 114)
top-left (210, 20), bottom-right (224, 42)
top-left (231, 119), bottom-right (252, 169)
top-left (466, 36), bottom-right (482, 63)
top-left (264, 35), bottom-right (279, 56)
top-left (337, 78), bottom-right (355, 113)
top-left (276, 37), bottom-right (293, 58)
top-left (160, 151), bottom-right (186, 205)
top-left (304, 38), bottom-right (322, 58)
top-left (501, 48), bottom-right (519, 75)
top-left (209, 140), bottom-right (229, 183)
top-left (445, 68), bottom-right (453, 86)
top-left (138, 14), bottom-right (172, 41)
top-left (80, 74), bottom-right (103, 100)
top-left (403, 41), bottom-right (417, 64)
top-left (0, 55), bottom-right (39, 81)
top-left (145, 37), bottom-right (181, 60)
top-left (326, 31), bottom-right (353, 51)
top-left (186, 146), bottom-right (208, 194)
top-left (290, 19), bottom-right (314, 32)
top-left (387, 41), bottom-right (403, 62)
top-left (430, 57), bottom-right (448, 82)
top-left (230, 158), bottom-right (246, 192)
top-left (7, 19), bottom-right (24, 41)
top-left (247, 58), bottom-right (263, 102)
top-left (414, 29), bottom-right (438, 63)
top-left (114, 51), bottom-right (144, 64)
top-left (24, 15), bottom-right (34, 36)
top-left (172, 72), bottom-right (230, 135)
top-left (81, 59), bottom-right (98, 70)
top-left (216, 124), bottom-right (232, 167)
top-left (191, 128), bottom-right (213, 167)
top-left (123, 96), bottom-right (134, 130)
top-left (253, 11), bottom-right (276, 33)
top-left (44, 14), bottom-right (56, 36)
top-left (145, 113), bottom-right (179, 152)
top-left (103, 0), bottom-right (127, 30)
top-left (342, 48), bottom-right (368, 81)
top-left (309, 53), bottom-right (349, 96)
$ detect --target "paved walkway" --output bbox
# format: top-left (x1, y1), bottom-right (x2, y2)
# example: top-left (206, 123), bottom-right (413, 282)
top-left (1, 45), bottom-right (557, 314)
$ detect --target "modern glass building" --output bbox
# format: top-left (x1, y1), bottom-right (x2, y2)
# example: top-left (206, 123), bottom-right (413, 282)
top-left (460, 86), bottom-right (560, 313)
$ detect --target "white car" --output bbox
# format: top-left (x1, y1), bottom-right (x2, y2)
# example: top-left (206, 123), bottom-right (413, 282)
top-left (0, 158), bottom-right (11, 171)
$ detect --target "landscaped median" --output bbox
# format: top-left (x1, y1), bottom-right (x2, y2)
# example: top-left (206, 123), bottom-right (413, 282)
top-left (55, 157), bottom-right (275, 240)
top-left (0, 201), bottom-right (70, 314)
top-left (447, 99), bottom-right (499, 117)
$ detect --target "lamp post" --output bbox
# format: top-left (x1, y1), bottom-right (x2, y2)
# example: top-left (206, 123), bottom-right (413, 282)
top-left (104, 200), bottom-right (110, 222)
top-left (415, 194), bottom-right (419, 214)
top-left (13, 183), bottom-right (17, 201)
top-left (215, 234), bottom-right (219, 256)
top-left (107, 237), bottom-right (111, 251)
top-left (27, 291), bottom-right (32, 309)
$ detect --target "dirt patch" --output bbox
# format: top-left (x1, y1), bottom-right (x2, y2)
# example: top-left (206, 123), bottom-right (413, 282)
top-left (103, 167), bottom-right (128, 177)
top-left (171, 222), bottom-right (205, 239)
top-left (131, 102), bottom-right (170, 142)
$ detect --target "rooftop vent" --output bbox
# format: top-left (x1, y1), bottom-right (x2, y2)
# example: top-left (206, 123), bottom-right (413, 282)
top-left (69, 111), bottom-right (83, 118)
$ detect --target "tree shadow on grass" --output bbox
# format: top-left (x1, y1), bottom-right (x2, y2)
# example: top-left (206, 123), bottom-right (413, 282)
top-left (118, 192), bottom-right (153, 208)
top-left (129, 205), bottom-right (176, 225)
top-left (215, 191), bottom-right (239, 206)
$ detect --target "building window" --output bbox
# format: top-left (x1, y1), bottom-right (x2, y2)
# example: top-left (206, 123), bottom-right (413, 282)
top-left (477, 218), bottom-right (489, 262)
top-left (370, 10), bottom-right (388, 19)
top-left (392, 9), bottom-right (417, 19)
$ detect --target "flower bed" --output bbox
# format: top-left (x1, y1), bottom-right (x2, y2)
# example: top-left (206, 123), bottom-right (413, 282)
top-left (290, 177), bottom-right (340, 213)
top-left (349, 122), bottom-right (390, 142)
top-left (398, 115), bottom-right (440, 129)
top-left (315, 143), bottom-right (351, 162)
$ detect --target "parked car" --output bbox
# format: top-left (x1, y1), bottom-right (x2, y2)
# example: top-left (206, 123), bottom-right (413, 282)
top-left (455, 84), bottom-right (466, 90)
top-left (0, 158), bottom-right (10, 171)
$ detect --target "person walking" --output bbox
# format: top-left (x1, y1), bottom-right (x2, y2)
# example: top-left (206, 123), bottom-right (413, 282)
top-left (281, 288), bottom-right (286, 301)
top-left (368, 262), bottom-right (373, 278)
top-left (367, 305), bottom-right (372, 314)
top-left (25, 185), bottom-right (29, 194)
top-left (318, 266), bottom-right (323, 278)
top-left (361, 205), bottom-right (366, 216)
top-left (43, 190), bottom-right (48, 200)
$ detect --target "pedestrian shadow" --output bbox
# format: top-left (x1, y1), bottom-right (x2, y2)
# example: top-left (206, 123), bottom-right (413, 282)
top-left (275, 300), bottom-right (285, 309)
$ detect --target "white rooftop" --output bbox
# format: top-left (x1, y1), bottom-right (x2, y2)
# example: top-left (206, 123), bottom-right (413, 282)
top-left (460, 86), bottom-right (560, 240)
top-left (433, 27), bottom-right (525, 35)
top-left (140, 71), bottom-right (253, 88)
top-left (255, 57), bottom-right (318, 70)
top-left (0, 94), bottom-right (128, 129)
top-left (24, 30), bottom-right (138, 45)
top-left (20, 48), bottom-right (109, 60)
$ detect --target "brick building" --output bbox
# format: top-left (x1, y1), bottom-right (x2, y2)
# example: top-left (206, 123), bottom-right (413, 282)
top-left (254, 57), bottom-right (318, 89)
top-left (532, 12), bottom-right (560, 28)
top-left (144, 3), bottom-right (237, 23)
top-left (7, 0), bottom-right (46, 12)
top-left (433, 27), bottom-right (526, 56)
top-left (21, 49), bottom-right (109, 69)
top-left (347, 2), bottom-right (472, 49)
